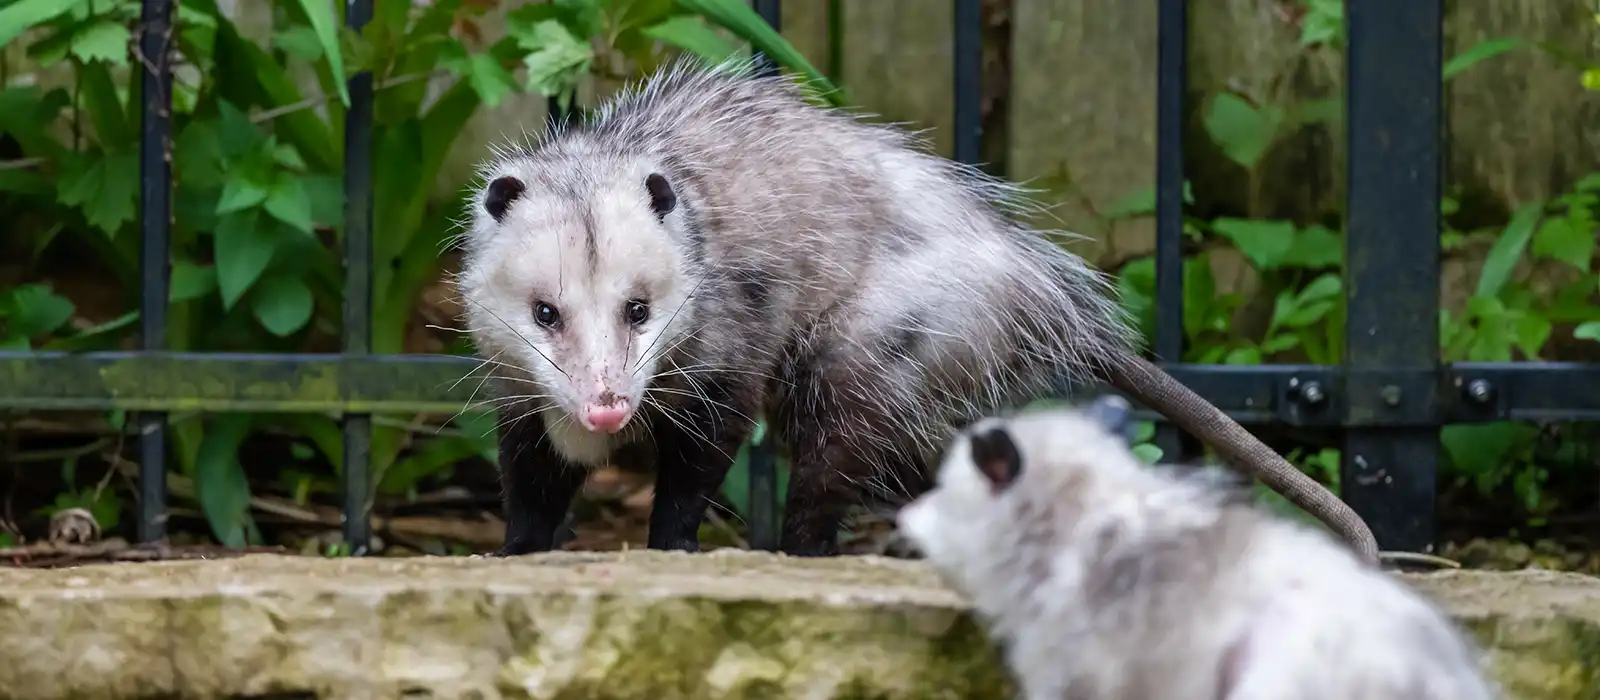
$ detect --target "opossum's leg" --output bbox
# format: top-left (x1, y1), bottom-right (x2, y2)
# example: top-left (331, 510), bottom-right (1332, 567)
top-left (646, 375), bottom-right (759, 552)
top-left (774, 351), bottom-right (872, 557)
top-left (491, 406), bottom-right (587, 556)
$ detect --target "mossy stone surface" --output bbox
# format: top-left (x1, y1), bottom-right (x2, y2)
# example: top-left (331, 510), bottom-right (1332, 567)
top-left (0, 550), bottom-right (1594, 699)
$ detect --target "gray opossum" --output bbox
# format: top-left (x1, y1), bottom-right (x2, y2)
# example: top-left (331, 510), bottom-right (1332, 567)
top-left (895, 396), bottom-right (1499, 700)
top-left (454, 55), bottom-right (1377, 561)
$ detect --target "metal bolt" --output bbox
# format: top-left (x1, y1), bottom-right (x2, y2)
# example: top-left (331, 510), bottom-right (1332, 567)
top-left (1381, 385), bottom-right (1402, 406)
top-left (1465, 378), bottom-right (1495, 404)
top-left (1296, 380), bottom-right (1326, 406)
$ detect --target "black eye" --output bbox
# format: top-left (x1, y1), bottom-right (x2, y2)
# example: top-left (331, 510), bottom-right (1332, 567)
top-left (534, 301), bottom-right (561, 328)
top-left (624, 299), bottom-right (650, 326)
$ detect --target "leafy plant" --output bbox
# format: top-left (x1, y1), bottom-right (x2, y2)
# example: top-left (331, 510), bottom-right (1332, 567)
top-left (0, 0), bottom-right (835, 548)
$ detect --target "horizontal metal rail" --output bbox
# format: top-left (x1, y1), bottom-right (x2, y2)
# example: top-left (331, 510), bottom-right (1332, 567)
top-left (4, 352), bottom-right (1595, 423)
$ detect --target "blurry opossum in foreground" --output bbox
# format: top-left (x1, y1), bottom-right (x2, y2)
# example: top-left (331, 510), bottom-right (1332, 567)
top-left (896, 396), bottom-right (1501, 700)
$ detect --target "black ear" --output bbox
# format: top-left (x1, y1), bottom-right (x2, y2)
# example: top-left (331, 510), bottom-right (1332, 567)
top-left (485, 176), bottom-right (525, 223)
top-left (645, 172), bottom-right (676, 219)
top-left (1084, 395), bottom-right (1133, 443)
top-left (969, 425), bottom-right (1023, 491)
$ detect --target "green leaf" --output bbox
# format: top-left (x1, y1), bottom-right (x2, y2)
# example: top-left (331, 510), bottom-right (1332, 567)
top-left (643, 15), bottom-right (738, 63)
top-left (1530, 216), bottom-right (1594, 272)
top-left (265, 172), bottom-right (315, 234)
top-left (513, 19), bottom-right (595, 102)
top-left (273, 25), bottom-right (324, 62)
top-left (1223, 347), bottom-right (1262, 365)
top-left (1574, 322), bottom-right (1600, 343)
top-left (8, 284), bottom-right (75, 338)
top-left (1443, 38), bottom-right (1523, 81)
top-left (0, 0), bottom-right (85, 49)
top-left (292, 0), bottom-right (348, 105)
top-left (1278, 224), bottom-right (1343, 269)
top-left (170, 260), bottom-right (218, 303)
top-left (1512, 314), bottom-right (1552, 359)
top-left (1130, 443), bottom-right (1163, 465)
top-left (1475, 202), bottom-right (1542, 299)
top-left (68, 19), bottom-right (130, 64)
top-left (214, 208), bottom-right (280, 309)
top-left (1441, 422), bottom-right (1537, 487)
top-left (174, 120), bottom-right (226, 188)
top-left (56, 150), bottom-right (139, 236)
top-left (250, 273), bottom-right (315, 336)
top-left (1203, 94), bottom-right (1280, 170)
top-left (216, 171), bottom-right (272, 214)
top-left (379, 435), bottom-right (478, 495)
top-left (194, 413), bottom-right (257, 548)
top-left (1210, 218), bottom-right (1297, 270)
top-left (215, 100), bottom-right (264, 158)
top-left (78, 59), bottom-right (131, 147)
top-left (448, 49), bottom-right (519, 108)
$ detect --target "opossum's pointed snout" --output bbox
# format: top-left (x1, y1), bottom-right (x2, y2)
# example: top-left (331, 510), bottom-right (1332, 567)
top-left (579, 391), bottom-right (634, 434)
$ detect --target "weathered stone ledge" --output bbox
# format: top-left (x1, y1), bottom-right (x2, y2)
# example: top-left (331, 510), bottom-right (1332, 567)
top-left (0, 550), bottom-right (1594, 699)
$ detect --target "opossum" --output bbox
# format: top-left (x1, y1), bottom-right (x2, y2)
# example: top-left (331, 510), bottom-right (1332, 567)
top-left (454, 55), bottom-right (1378, 562)
top-left (894, 396), bottom-right (1500, 700)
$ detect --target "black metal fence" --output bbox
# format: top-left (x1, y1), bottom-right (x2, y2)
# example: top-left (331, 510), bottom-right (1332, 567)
top-left (2, 0), bottom-right (1598, 557)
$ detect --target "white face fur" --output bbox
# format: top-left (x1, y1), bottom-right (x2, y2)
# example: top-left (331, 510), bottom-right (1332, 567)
top-left (458, 154), bottom-right (696, 440)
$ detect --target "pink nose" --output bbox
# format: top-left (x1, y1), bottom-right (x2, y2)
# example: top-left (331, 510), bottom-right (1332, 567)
top-left (581, 400), bottom-right (632, 434)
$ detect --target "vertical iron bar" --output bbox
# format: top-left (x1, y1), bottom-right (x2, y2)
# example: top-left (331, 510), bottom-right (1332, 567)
top-left (136, 0), bottom-right (173, 544)
top-left (1152, 0), bottom-right (1187, 461)
top-left (342, 0), bottom-right (374, 554)
top-left (952, 0), bottom-right (982, 166)
top-left (745, 0), bottom-right (782, 552)
top-left (1341, 0), bottom-right (1442, 553)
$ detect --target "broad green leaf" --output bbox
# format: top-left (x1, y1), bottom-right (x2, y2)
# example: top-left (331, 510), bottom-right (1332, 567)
top-left (1574, 173), bottom-right (1600, 192)
top-left (1130, 443), bottom-right (1163, 464)
top-left (1574, 322), bottom-right (1600, 342)
top-left (194, 413), bottom-right (256, 548)
top-left (0, 0), bottom-right (85, 48)
top-left (1295, 272), bottom-right (1343, 305)
top-left (1279, 224), bottom-right (1343, 269)
top-left (1441, 422), bottom-right (1536, 483)
top-left (170, 259), bottom-right (217, 303)
top-left (292, 0), bottom-right (348, 105)
top-left (273, 25), bottom-right (324, 61)
top-left (214, 208), bottom-right (280, 309)
top-left (265, 172), bottom-right (315, 234)
top-left (216, 171), bottom-right (272, 214)
top-left (1223, 347), bottom-right (1262, 365)
top-left (1203, 94), bottom-right (1279, 170)
top-left (215, 100), bottom-right (264, 158)
top-left (1530, 216), bottom-right (1594, 272)
top-left (456, 52), bottom-right (519, 108)
top-left (513, 19), bottom-right (595, 103)
top-left (1209, 218), bottom-right (1296, 270)
top-left (1443, 38), bottom-right (1523, 80)
top-left (1512, 314), bottom-right (1552, 359)
top-left (1181, 255), bottom-right (1218, 339)
top-left (643, 15), bottom-right (738, 63)
top-left (56, 150), bottom-right (139, 236)
top-left (9, 284), bottom-right (75, 338)
top-left (272, 143), bottom-right (307, 170)
top-left (250, 273), bottom-right (314, 336)
top-left (68, 19), bottom-right (130, 65)
top-left (0, 335), bottom-right (27, 350)
top-left (675, 0), bottom-right (840, 103)
top-left (379, 435), bottom-right (479, 494)
top-left (77, 60), bottom-right (131, 148)
top-left (1474, 202), bottom-right (1542, 299)
top-left (174, 120), bottom-right (226, 188)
